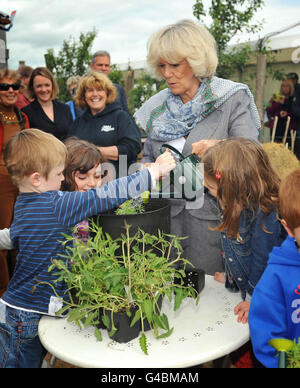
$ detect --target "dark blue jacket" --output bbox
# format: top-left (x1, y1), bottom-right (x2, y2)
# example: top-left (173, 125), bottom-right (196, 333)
top-left (220, 206), bottom-right (286, 300)
top-left (69, 102), bottom-right (141, 172)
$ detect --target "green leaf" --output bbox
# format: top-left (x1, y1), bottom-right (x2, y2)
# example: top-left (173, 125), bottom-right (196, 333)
top-left (153, 313), bottom-right (169, 331)
top-left (130, 309), bottom-right (141, 327)
top-left (101, 313), bottom-right (110, 329)
top-left (139, 333), bottom-right (148, 355)
top-left (174, 288), bottom-right (184, 311)
top-left (67, 308), bottom-right (86, 323)
top-left (156, 327), bottom-right (174, 339)
top-left (94, 327), bottom-right (102, 342)
top-left (142, 299), bottom-right (153, 324)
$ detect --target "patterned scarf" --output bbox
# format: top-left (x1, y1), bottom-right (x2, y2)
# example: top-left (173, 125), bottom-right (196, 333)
top-left (134, 77), bottom-right (261, 141)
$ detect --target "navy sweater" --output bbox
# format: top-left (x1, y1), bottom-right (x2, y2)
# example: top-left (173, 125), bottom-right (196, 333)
top-left (69, 102), bottom-right (142, 171)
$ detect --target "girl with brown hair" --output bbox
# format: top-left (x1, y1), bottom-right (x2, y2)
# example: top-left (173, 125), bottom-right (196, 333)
top-left (201, 137), bottom-right (286, 324)
top-left (62, 137), bottom-right (107, 242)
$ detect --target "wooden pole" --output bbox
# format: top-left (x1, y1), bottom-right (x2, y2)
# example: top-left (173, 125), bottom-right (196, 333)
top-left (271, 116), bottom-right (278, 142)
top-left (282, 116), bottom-right (291, 146)
top-left (291, 130), bottom-right (297, 153)
top-left (255, 52), bottom-right (267, 126)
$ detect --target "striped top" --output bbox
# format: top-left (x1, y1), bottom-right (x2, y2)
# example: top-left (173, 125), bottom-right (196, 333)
top-left (1, 169), bottom-right (151, 315)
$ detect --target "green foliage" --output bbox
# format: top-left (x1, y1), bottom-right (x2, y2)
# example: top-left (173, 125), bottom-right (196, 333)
top-left (109, 64), bottom-right (125, 87)
top-left (45, 29), bottom-right (97, 102)
top-left (47, 220), bottom-right (199, 355)
top-left (193, 0), bottom-right (264, 79)
top-left (115, 198), bottom-right (145, 215)
top-left (287, 339), bottom-right (300, 368)
top-left (128, 72), bottom-right (167, 114)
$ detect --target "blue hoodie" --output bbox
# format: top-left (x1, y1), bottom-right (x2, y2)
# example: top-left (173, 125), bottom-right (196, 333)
top-left (249, 236), bottom-right (300, 368)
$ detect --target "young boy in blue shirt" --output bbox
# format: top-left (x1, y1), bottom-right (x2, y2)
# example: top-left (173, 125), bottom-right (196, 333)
top-left (249, 168), bottom-right (300, 368)
top-left (0, 128), bottom-right (175, 368)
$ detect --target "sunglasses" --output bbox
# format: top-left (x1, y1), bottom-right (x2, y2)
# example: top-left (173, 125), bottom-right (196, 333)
top-left (0, 83), bottom-right (21, 91)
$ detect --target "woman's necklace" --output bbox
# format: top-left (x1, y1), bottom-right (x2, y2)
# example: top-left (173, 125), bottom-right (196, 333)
top-left (0, 110), bottom-right (18, 124)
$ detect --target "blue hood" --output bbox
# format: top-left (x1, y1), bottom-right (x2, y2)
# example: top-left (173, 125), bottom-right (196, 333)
top-left (268, 236), bottom-right (300, 267)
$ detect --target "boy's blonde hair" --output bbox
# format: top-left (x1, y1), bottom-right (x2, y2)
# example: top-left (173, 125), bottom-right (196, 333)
top-left (4, 129), bottom-right (67, 186)
top-left (279, 168), bottom-right (300, 231)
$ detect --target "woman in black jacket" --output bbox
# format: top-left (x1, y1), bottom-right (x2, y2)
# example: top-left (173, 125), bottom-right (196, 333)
top-left (22, 67), bottom-right (72, 140)
top-left (69, 72), bottom-right (141, 177)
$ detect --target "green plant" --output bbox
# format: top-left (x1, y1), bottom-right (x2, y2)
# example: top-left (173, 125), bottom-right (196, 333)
top-left (287, 339), bottom-right (300, 368)
top-left (46, 220), bottom-right (199, 354)
top-left (114, 198), bottom-right (145, 215)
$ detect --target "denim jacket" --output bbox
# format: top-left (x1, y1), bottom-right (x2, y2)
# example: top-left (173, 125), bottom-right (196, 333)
top-left (211, 199), bottom-right (286, 301)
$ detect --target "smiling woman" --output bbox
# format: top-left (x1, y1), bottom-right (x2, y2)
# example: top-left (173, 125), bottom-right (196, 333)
top-left (68, 72), bottom-right (141, 176)
top-left (0, 68), bottom-right (30, 297)
top-left (22, 67), bottom-right (73, 140)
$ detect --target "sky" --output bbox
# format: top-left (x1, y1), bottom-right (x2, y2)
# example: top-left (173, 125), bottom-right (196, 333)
top-left (1, 0), bottom-right (300, 71)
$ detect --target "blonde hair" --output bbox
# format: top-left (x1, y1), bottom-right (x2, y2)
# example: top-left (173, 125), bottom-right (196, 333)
top-left (66, 75), bottom-right (81, 88)
top-left (74, 72), bottom-right (117, 109)
top-left (28, 67), bottom-right (59, 100)
top-left (202, 137), bottom-right (281, 239)
top-left (4, 128), bottom-right (67, 186)
top-left (147, 19), bottom-right (218, 81)
top-left (280, 78), bottom-right (295, 97)
top-left (0, 68), bottom-right (21, 84)
top-left (279, 168), bottom-right (300, 231)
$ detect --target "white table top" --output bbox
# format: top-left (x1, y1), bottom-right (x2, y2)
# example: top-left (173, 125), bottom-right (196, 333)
top-left (38, 275), bottom-right (249, 368)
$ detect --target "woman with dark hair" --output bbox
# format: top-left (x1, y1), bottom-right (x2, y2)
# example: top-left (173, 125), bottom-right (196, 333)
top-left (0, 68), bottom-right (30, 296)
top-left (22, 67), bottom-right (72, 140)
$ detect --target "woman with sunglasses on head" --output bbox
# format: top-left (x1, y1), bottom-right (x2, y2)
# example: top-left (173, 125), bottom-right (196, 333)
top-left (22, 67), bottom-right (73, 141)
top-left (0, 68), bottom-right (30, 297)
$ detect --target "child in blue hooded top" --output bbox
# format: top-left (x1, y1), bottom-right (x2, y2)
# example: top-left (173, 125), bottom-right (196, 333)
top-left (249, 168), bottom-right (300, 368)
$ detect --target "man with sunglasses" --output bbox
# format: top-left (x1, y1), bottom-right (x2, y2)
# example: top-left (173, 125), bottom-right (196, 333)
top-left (0, 68), bottom-right (30, 297)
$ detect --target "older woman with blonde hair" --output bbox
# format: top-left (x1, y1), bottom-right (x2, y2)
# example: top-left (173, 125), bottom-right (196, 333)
top-left (134, 19), bottom-right (261, 274)
top-left (69, 71), bottom-right (141, 175)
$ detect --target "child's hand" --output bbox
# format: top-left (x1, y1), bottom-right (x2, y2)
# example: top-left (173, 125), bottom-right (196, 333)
top-left (192, 139), bottom-right (221, 158)
top-left (149, 149), bottom-right (176, 179)
top-left (234, 301), bottom-right (250, 324)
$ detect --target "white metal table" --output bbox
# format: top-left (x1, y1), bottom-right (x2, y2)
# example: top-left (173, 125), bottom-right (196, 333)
top-left (38, 275), bottom-right (249, 368)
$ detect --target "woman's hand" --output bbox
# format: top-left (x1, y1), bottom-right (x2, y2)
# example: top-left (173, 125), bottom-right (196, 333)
top-left (234, 301), bottom-right (250, 324)
top-left (192, 139), bottom-right (222, 158)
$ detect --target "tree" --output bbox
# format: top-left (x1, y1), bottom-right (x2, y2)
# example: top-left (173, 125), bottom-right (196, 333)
top-left (128, 72), bottom-right (167, 115)
top-left (193, 0), bottom-right (264, 79)
top-left (45, 29), bottom-right (97, 102)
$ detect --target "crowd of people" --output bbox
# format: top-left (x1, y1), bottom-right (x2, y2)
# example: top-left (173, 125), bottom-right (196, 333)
top-left (0, 18), bottom-right (299, 368)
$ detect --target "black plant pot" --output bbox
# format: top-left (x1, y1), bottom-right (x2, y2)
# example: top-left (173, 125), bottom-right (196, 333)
top-left (174, 268), bottom-right (205, 294)
top-left (91, 198), bottom-right (171, 257)
top-left (92, 198), bottom-right (170, 236)
top-left (102, 306), bottom-right (140, 343)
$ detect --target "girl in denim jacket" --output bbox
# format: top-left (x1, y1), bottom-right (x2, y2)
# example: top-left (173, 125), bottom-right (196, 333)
top-left (201, 138), bottom-right (286, 324)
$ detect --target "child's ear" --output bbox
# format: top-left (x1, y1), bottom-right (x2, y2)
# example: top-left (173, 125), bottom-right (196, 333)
top-left (281, 219), bottom-right (295, 238)
top-left (29, 172), bottom-right (42, 188)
